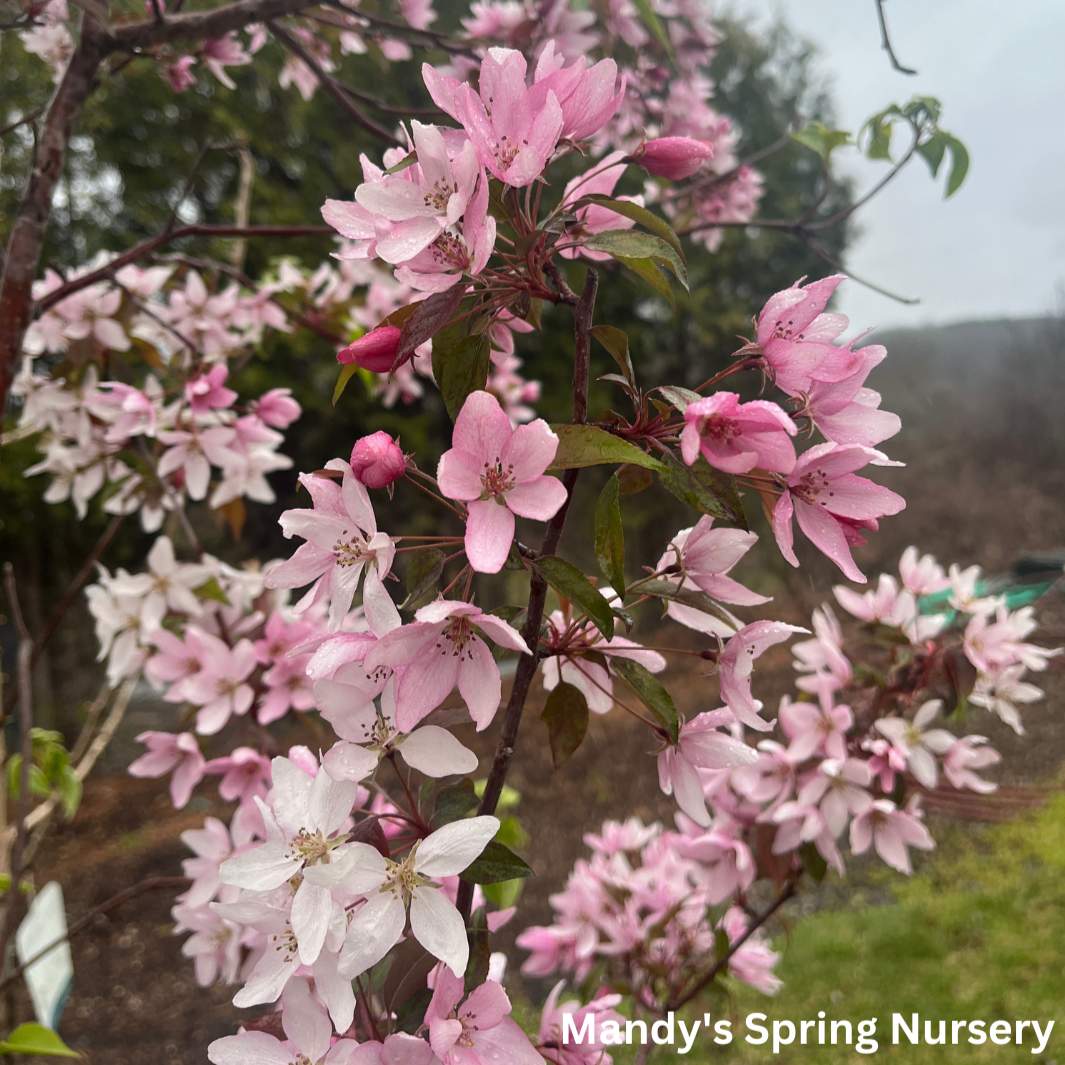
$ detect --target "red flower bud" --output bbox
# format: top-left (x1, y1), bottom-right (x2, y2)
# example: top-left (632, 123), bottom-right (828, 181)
top-left (337, 326), bottom-right (403, 373)
top-left (350, 431), bottom-right (406, 488)
top-left (633, 137), bottom-right (714, 180)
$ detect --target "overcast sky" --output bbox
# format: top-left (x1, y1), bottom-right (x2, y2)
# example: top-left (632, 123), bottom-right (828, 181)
top-left (727, 0), bottom-right (1065, 329)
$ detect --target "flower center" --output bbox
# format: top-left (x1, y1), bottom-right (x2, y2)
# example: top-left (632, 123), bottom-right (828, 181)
top-left (696, 413), bottom-right (739, 445)
top-left (333, 528), bottom-right (372, 567)
top-left (422, 179), bottom-right (455, 213)
top-left (480, 458), bottom-right (514, 499)
top-left (792, 467), bottom-right (834, 507)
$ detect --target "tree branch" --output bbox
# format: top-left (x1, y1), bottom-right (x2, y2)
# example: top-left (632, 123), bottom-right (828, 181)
top-left (874, 0), bottom-right (917, 76)
top-left (35, 225), bottom-right (333, 314)
top-left (267, 20), bottom-right (402, 146)
top-left (456, 268), bottom-right (598, 923)
top-left (2, 513), bottom-right (124, 723)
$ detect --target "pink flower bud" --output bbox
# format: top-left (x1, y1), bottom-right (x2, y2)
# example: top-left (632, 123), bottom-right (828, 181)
top-left (632, 136), bottom-right (714, 180)
top-left (253, 388), bottom-right (301, 429)
top-left (350, 431), bottom-right (406, 488)
top-left (337, 326), bottom-right (403, 373)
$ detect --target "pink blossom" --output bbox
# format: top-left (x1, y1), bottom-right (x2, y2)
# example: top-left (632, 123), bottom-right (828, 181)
top-left (186, 363), bottom-right (237, 414)
top-left (674, 825), bottom-right (755, 903)
top-left (203, 747), bottom-right (272, 805)
top-left (719, 907), bottom-right (782, 995)
top-left (559, 151), bottom-right (644, 261)
top-left (779, 695), bottom-right (852, 762)
top-left (437, 390), bottom-right (567, 573)
top-left (718, 620), bottom-right (806, 731)
top-left (425, 967), bottom-right (542, 1065)
top-left (538, 982), bottom-right (625, 1065)
top-left (201, 32), bottom-right (251, 89)
top-left (145, 627), bottom-right (208, 701)
top-left (265, 461), bottom-right (396, 630)
top-left (658, 515), bottom-right (768, 607)
top-left (529, 42), bottom-right (625, 143)
top-left (350, 432), bottom-right (406, 488)
top-left (657, 708), bottom-right (758, 826)
top-left (834, 573), bottom-right (915, 627)
top-left (898, 546), bottom-right (949, 595)
top-left (943, 736), bottom-right (1000, 793)
top-left (849, 799), bottom-right (934, 874)
top-left (874, 700), bottom-right (955, 789)
top-left (338, 326), bottom-right (403, 372)
top-left (680, 392), bottom-right (796, 474)
top-left (128, 731), bottom-right (205, 808)
top-left (166, 55), bottom-right (197, 92)
top-left (863, 737), bottom-right (908, 792)
top-left (970, 664), bottom-right (1045, 735)
top-left (756, 275), bottom-right (845, 369)
top-left (791, 605), bottom-right (852, 698)
top-left (633, 136), bottom-right (714, 179)
top-left (964, 604), bottom-right (1060, 675)
top-left (181, 632), bottom-right (258, 735)
top-left (423, 49), bottom-right (563, 186)
top-left (252, 388), bottom-right (301, 429)
top-left (348, 1034), bottom-right (435, 1064)
top-left (771, 442), bottom-right (905, 583)
top-left (177, 816), bottom-right (233, 907)
top-left (365, 598), bottom-right (529, 730)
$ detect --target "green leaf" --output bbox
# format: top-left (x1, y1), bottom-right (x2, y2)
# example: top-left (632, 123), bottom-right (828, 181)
top-left (533, 556), bottom-right (615, 640)
top-left (636, 578), bottom-right (738, 632)
top-left (714, 927), bottom-right (731, 963)
top-left (653, 385), bottom-right (702, 412)
top-left (540, 681), bottom-right (589, 769)
top-left (943, 133), bottom-right (969, 197)
top-left (630, 0), bottom-right (674, 58)
top-left (495, 814), bottom-right (530, 851)
top-left (616, 255), bottom-right (675, 311)
top-left (0, 1025), bottom-right (79, 1057)
top-left (402, 548), bottom-right (445, 609)
top-left (433, 331), bottom-right (492, 421)
top-left (590, 324), bottom-right (634, 384)
top-left (657, 451), bottom-right (746, 528)
top-left (432, 784), bottom-right (480, 828)
top-left (594, 476), bottom-right (625, 593)
top-left (193, 576), bottom-right (231, 605)
top-left (789, 121), bottom-right (852, 164)
top-left (609, 656), bottom-right (679, 745)
top-left (481, 877), bottom-right (524, 909)
top-left (58, 767), bottom-right (82, 819)
top-left (616, 464), bottom-right (654, 495)
top-left (584, 230), bottom-right (688, 291)
top-left (916, 132), bottom-right (946, 177)
top-left (548, 425), bottom-right (665, 473)
top-left (573, 196), bottom-right (684, 260)
top-left (474, 779), bottom-right (521, 810)
top-left (332, 363), bottom-right (359, 406)
top-left (459, 840), bottom-right (534, 885)
top-left (384, 150), bottom-right (418, 175)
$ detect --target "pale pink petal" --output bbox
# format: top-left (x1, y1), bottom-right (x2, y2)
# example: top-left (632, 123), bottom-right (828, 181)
top-left (457, 634), bottom-right (502, 729)
top-left (465, 499), bottom-right (514, 574)
top-left (505, 476), bottom-right (567, 521)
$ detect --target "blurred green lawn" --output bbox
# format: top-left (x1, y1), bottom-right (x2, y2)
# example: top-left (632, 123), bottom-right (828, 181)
top-left (541, 795), bottom-right (1065, 1063)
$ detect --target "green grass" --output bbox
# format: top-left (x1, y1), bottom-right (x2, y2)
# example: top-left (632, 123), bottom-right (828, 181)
top-left (554, 797), bottom-right (1065, 1063)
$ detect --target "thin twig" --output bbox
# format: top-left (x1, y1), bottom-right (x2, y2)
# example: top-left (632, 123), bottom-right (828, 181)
top-left (0, 567), bottom-right (36, 965)
top-left (0, 874), bottom-right (191, 993)
top-left (2, 513), bottom-right (124, 723)
top-left (267, 20), bottom-right (402, 147)
top-left (0, 108), bottom-right (45, 139)
top-left (874, 0), bottom-right (917, 75)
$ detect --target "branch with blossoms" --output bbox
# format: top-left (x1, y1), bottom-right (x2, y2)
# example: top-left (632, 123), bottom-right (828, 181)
top-left (3, 2), bottom-right (1028, 1061)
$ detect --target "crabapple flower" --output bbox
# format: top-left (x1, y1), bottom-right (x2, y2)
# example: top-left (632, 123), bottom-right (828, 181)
top-left (186, 364), bottom-right (237, 414)
top-left (366, 598), bottom-right (529, 729)
top-left (834, 573), bottom-right (915, 627)
top-left (208, 978), bottom-right (357, 1065)
top-left (177, 817), bottom-right (233, 908)
top-left (970, 664), bottom-right (1045, 734)
top-left (633, 136), bottom-right (714, 180)
top-left (253, 388), bottom-right (302, 429)
top-left (201, 32), bottom-right (251, 89)
top-left (425, 966), bottom-right (542, 1065)
top-left (943, 736), bottom-right (1001, 793)
top-left (719, 907), bottom-right (783, 996)
top-left (350, 432), bottom-right (406, 488)
top-left (220, 758), bottom-right (363, 965)
top-left (347, 1034), bottom-right (435, 1064)
top-left (772, 442), bottom-right (905, 583)
top-left (538, 982), bottom-right (626, 1065)
top-left (305, 815), bottom-right (500, 977)
top-left (718, 621), bottom-right (806, 731)
top-left (128, 731), bottom-right (205, 808)
top-left (266, 461), bottom-right (396, 630)
top-left (658, 516), bottom-right (768, 611)
top-left (203, 747), bottom-right (272, 805)
top-left (680, 393), bottom-right (796, 474)
top-left (849, 799), bottom-right (934, 875)
top-left (423, 49), bottom-right (563, 186)
top-left (779, 695), bottom-right (852, 762)
top-left (437, 390), bottom-right (567, 573)
top-left (963, 605), bottom-right (1060, 675)
top-left (874, 700), bottom-right (955, 789)
top-left (899, 546), bottom-right (950, 595)
top-left (791, 605), bottom-right (851, 698)
top-left (337, 326), bottom-right (403, 372)
top-left (657, 709), bottom-right (758, 826)
top-left (181, 632), bottom-right (258, 735)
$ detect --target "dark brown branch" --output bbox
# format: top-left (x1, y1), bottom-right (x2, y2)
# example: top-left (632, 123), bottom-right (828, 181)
top-left (0, 876), bottom-right (191, 993)
top-left (0, 12), bottom-right (104, 422)
top-left (0, 108), bottom-right (45, 139)
top-left (456, 268), bottom-right (598, 923)
top-left (337, 82), bottom-right (445, 118)
top-left (668, 879), bottom-right (797, 1011)
top-left (874, 0), bottom-right (917, 75)
top-left (2, 514), bottom-right (124, 723)
top-left (319, 0), bottom-right (477, 57)
top-left (35, 225), bottom-right (333, 314)
top-left (267, 21), bottom-right (402, 147)
top-left (0, 566), bottom-right (37, 966)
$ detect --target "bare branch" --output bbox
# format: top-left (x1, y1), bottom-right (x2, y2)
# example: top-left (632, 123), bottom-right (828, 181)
top-left (267, 20), bottom-right (402, 146)
top-left (35, 224), bottom-right (333, 314)
top-left (874, 0), bottom-right (917, 75)
top-left (0, 108), bottom-right (45, 139)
